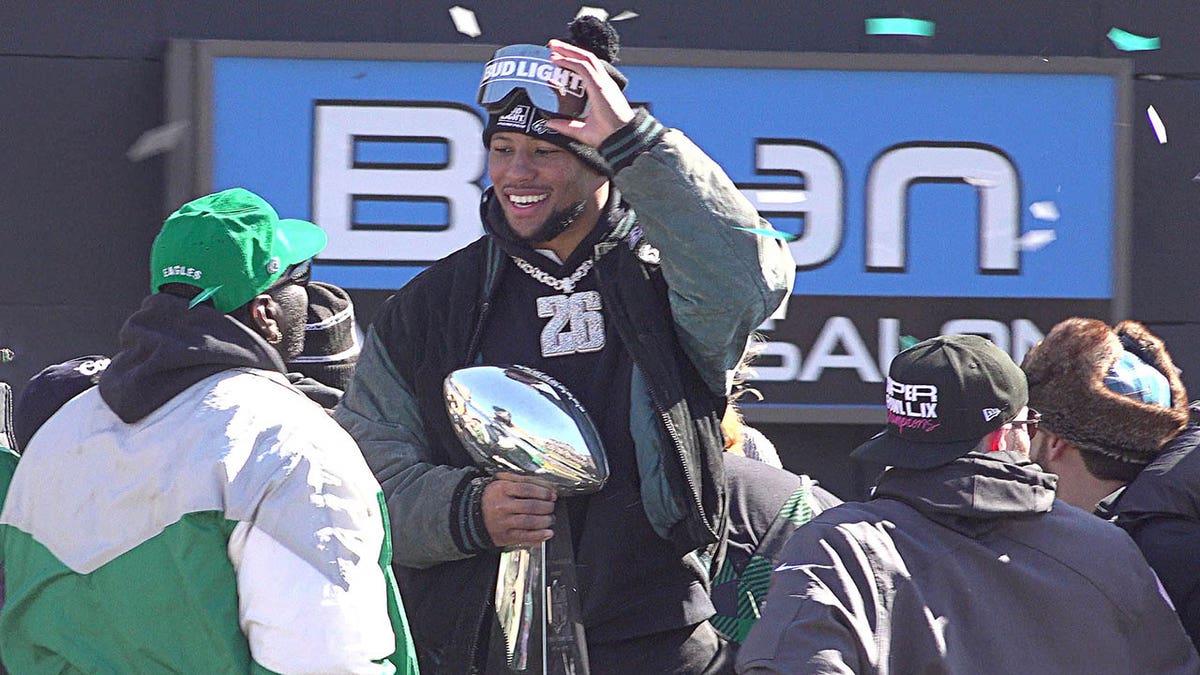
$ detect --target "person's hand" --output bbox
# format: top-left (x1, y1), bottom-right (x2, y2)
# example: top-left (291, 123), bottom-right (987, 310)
top-left (543, 39), bottom-right (635, 147)
top-left (481, 472), bottom-right (557, 547)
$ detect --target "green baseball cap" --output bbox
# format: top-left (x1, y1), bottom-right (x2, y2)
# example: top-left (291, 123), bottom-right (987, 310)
top-left (150, 188), bottom-right (327, 313)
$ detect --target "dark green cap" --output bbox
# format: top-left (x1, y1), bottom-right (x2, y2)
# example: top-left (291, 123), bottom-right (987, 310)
top-left (150, 188), bottom-right (327, 313)
top-left (852, 334), bottom-right (1027, 469)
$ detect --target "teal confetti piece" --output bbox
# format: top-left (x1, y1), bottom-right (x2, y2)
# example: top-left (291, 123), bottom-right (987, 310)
top-left (899, 335), bottom-right (919, 351)
top-left (733, 226), bottom-right (800, 242)
top-left (1107, 27), bottom-right (1160, 51)
top-left (865, 18), bottom-right (935, 37)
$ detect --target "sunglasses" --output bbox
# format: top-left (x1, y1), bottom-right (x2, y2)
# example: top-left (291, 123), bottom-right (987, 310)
top-left (477, 44), bottom-right (590, 119)
top-left (1009, 408), bottom-right (1041, 439)
top-left (268, 258), bottom-right (312, 292)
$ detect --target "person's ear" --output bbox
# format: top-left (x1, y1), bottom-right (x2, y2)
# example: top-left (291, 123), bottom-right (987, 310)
top-left (246, 294), bottom-right (283, 344)
top-left (1043, 431), bottom-right (1070, 462)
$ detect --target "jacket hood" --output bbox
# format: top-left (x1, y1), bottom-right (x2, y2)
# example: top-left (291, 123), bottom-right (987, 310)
top-left (99, 293), bottom-right (287, 423)
top-left (480, 186), bottom-right (636, 273)
top-left (873, 451), bottom-right (1057, 536)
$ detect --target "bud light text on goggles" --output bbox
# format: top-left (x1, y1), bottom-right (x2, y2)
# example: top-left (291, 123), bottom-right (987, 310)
top-left (478, 44), bottom-right (590, 119)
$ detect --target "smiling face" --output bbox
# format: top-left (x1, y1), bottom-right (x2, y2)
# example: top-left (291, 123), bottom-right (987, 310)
top-left (487, 131), bottom-right (609, 256)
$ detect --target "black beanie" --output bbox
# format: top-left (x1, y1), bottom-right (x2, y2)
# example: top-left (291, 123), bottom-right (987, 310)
top-left (482, 15), bottom-right (628, 176)
top-left (286, 281), bottom-right (360, 393)
top-left (15, 355), bottom-right (110, 452)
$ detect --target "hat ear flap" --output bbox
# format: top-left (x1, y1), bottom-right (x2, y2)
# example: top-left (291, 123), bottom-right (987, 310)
top-left (1115, 320), bottom-right (1189, 415)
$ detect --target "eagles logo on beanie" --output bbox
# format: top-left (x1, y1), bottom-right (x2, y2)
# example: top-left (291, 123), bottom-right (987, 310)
top-left (481, 15), bottom-right (627, 176)
top-left (1022, 317), bottom-right (1188, 465)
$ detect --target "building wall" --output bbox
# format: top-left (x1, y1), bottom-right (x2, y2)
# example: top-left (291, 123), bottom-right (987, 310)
top-left (2, 2), bottom-right (1197, 497)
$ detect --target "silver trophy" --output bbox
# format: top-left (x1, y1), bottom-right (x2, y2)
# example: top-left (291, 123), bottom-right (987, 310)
top-left (444, 365), bottom-right (608, 675)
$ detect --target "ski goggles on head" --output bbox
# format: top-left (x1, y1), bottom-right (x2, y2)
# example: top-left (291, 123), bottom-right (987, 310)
top-left (477, 44), bottom-right (590, 119)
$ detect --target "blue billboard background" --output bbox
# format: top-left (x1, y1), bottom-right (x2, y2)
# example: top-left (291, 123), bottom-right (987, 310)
top-left (211, 55), bottom-right (1118, 299)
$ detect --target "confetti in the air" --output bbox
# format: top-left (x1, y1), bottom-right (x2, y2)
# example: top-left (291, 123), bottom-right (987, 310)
top-left (576, 6), bottom-right (608, 21)
top-left (734, 226), bottom-right (800, 242)
top-left (610, 10), bottom-right (639, 21)
top-left (126, 120), bottom-right (189, 161)
top-left (1192, 172), bottom-right (1200, 183)
top-left (865, 18), bottom-right (935, 37)
top-left (449, 6), bottom-right (482, 38)
top-left (963, 177), bottom-right (997, 188)
top-left (1107, 27), bottom-right (1161, 52)
top-left (1029, 201), bottom-right (1060, 222)
top-left (753, 189), bottom-right (808, 204)
top-left (1017, 229), bottom-right (1057, 251)
top-left (1147, 105), bottom-right (1168, 144)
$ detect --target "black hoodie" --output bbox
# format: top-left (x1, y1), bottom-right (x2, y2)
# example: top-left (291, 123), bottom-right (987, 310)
top-left (100, 294), bottom-right (286, 424)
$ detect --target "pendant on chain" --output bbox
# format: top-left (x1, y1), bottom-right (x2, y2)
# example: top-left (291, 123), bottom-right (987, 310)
top-left (537, 290), bottom-right (605, 357)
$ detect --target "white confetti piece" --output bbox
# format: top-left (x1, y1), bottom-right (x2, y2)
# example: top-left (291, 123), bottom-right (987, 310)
top-left (449, 6), bottom-right (481, 38)
top-left (576, 6), bottom-right (608, 21)
top-left (126, 120), bottom-right (189, 161)
top-left (1029, 201), bottom-right (1060, 221)
top-left (753, 189), bottom-right (807, 204)
top-left (1192, 172), bottom-right (1200, 183)
top-left (1147, 105), bottom-right (1167, 144)
top-left (1016, 229), bottom-right (1057, 251)
top-left (963, 177), bottom-right (997, 188)
top-left (611, 10), bottom-right (639, 21)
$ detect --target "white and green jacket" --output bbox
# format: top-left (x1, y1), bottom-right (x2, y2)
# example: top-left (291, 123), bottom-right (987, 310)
top-left (0, 294), bottom-right (417, 674)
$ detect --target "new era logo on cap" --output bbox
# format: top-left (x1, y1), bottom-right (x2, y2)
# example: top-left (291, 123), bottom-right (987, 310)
top-left (983, 408), bottom-right (1003, 422)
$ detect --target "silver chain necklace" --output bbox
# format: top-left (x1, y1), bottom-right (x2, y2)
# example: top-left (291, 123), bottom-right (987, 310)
top-left (510, 255), bottom-right (595, 294)
top-left (510, 249), bottom-right (613, 357)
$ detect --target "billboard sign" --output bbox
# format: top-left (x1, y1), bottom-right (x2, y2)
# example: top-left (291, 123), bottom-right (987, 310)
top-left (169, 42), bottom-right (1131, 423)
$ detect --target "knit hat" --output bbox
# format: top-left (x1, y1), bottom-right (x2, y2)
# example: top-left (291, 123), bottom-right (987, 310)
top-left (1022, 317), bottom-right (1188, 465)
top-left (150, 187), bottom-right (327, 313)
top-left (480, 16), bottom-right (627, 176)
top-left (14, 355), bottom-right (109, 452)
top-left (285, 281), bottom-right (360, 393)
top-left (852, 335), bottom-right (1028, 469)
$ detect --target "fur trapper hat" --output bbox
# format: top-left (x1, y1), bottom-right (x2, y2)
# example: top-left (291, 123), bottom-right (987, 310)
top-left (1022, 317), bottom-right (1188, 465)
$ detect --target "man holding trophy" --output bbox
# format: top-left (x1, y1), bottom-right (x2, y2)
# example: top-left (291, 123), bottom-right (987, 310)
top-left (335, 16), bottom-right (794, 673)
